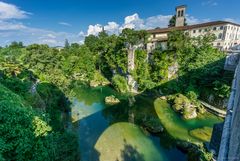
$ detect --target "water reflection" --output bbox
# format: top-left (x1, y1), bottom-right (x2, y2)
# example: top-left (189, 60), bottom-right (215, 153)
top-left (94, 123), bottom-right (166, 161)
top-left (71, 98), bottom-right (104, 122)
top-left (71, 86), bottom-right (197, 161)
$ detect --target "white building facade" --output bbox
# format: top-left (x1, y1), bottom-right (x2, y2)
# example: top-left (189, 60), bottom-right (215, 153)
top-left (147, 6), bottom-right (240, 51)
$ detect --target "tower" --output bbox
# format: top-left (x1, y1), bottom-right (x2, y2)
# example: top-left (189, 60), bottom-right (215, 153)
top-left (175, 5), bottom-right (186, 27)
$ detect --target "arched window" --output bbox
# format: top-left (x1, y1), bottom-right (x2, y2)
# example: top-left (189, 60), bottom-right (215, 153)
top-left (218, 33), bottom-right (223, 39)
top-left (181, 10), bottom-right (184, 17)
top-left (178, 10), bottom-right (181, 17)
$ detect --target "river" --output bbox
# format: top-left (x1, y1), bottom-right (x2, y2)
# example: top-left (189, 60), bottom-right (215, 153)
top-left (71, 85), bottom-right (223, 161)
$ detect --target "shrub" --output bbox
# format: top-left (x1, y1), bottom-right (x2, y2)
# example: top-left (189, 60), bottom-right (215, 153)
top-left (112, 75), bottom-right (129, 93)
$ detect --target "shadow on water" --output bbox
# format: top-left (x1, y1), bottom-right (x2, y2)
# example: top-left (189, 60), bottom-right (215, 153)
top-left (0, 68), bottom-right (80, 160)
top-left (141, 58), bottom-right (233, 108)
top-left (73, 58), bottom-right (232, 161)
top-left (73, 89), bottom-right (186, 161)
top-left (73, 110), bottom-right (105, 161)
top-left (117, 139), bottom-right (144, 161)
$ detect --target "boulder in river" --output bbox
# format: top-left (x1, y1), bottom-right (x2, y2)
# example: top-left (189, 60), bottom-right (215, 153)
top-left (172, 94), bottom-right (198, 119)
top-left (105, 95), bottom-right (120, 105)
top-left (142, 118), bottom-right (164, 133)
top-left (189, 126), bottom-right (213, 142)
top-left (183, 106), bottom-right (197, 120)
top-left (159, 96), bottom-right (167, 100)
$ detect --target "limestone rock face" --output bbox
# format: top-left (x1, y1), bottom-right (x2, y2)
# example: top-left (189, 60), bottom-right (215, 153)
top-left (90, 79), bottom-right (110, 87)
top-left (128, 96), bottom-right (136, 107)
top-left (159, 96), bottom-right (167, 100)
top-left (105, 95), bottom-right (120, 105)
top-left (183, 106), bottom-right (197, 120)
top-left (172, 94), bottom-right (198, 119)
top-left (168, 62), bottom-right (179, 79)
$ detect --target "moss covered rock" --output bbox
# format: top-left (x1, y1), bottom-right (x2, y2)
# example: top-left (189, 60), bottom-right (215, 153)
top-left (172, 94), bottom-right (198, 119)
top-left (105, 95), bottom-right (120, 105)
top-left (142, 117), bottom-right (164, 133)
top-left (183, 105), bottom-right (197, 119)
top-left (189, 127), bottom-right (213, 142)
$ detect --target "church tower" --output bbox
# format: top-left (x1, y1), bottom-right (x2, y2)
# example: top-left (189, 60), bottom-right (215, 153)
top-left (175, 5), bottom-right (186, 27)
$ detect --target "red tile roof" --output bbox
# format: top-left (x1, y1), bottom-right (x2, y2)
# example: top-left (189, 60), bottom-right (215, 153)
top-left (148, 21), bottom-right (240, 34)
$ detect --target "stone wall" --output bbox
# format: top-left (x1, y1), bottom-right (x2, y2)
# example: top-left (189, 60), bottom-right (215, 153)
top-left (217, 55), bottom-right (240, 161)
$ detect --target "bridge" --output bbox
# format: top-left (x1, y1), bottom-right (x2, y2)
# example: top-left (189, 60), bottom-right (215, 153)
top-left (210, 47), bottom-right (240, 161)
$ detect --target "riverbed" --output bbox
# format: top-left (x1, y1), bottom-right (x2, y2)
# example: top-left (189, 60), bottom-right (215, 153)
top-left (71, 85), bottom-right (223, 161)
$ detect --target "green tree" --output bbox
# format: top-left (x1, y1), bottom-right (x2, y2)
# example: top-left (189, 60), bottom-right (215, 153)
top-left (64, 39), bottom-right (70, 49)
top-left (168, 15), bottom-right (176, 27)
top-left (168, 15), bottom-right (187, 27)
top-left (112, 74), bottom-right (129, 93)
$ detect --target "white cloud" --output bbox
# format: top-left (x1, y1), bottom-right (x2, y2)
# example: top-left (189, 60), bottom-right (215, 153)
top-left (0, 1), bottom-right (30, 20)
top-left (104, 22), bottom-right (119, 34)
top-left (0, 2), bottom-right (82, 47)
top-left (145, 15), bottom-right (172, 29)
top-left (186, 15), bottom-right (199, 25)
top-left (78, 31), bottom-right (85, 37)
top-left (0, 25), bottom-right (84, 46)
top-left (202, 0), bottom-right (218, 6)
top-left (59, 22), bottom-right (72, 27)
top-left (85, 13), bottom-right (204, 36)
top-left (41, 39), bottom-right (58, 44)
top-left (121, 13), bottom-right (144, 30)
top-left (2, 1), bottom-right (237, 47)
top-left (87, 24), bottom-right (102, 36)
top-left (0, 20), bottom-right (26, 30)
top-left (224, 18), bottom-right (240, 24)
top-left (46, 34), bottom-right (56, 39)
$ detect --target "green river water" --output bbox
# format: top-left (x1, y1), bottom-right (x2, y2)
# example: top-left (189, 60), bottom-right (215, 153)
top-left (71, 85), bottom-right (223, 161)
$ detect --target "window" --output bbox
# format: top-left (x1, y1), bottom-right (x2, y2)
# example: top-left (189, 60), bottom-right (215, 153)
top-left (220, 26), bottom-right (224, 30)
top-left (217, 43), bottom-right (221, 46)
top-left (204, 28), bottom-right (208, 32)
top-left (193, 30), bottom-right (196, 33)
top-left (213, 27), bottom-right (217, 30)
top-left (218, 33), bottom-right (223, 39)
top-left (199, 29), bottom-right (202, 33)
top-left (178, 10), bottom-right (181, 17)
top-left (224, 26), bottom-right (227, 30)
top-left (181, 10), bottom-right (184, 17)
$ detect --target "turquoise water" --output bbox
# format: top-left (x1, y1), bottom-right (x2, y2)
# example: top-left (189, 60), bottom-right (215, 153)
top-left (71, 85), bottom-right (222, 161)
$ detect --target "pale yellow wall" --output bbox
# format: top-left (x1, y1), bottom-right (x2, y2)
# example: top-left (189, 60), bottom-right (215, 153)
top-left (148, 23), bottom-right (240, 51)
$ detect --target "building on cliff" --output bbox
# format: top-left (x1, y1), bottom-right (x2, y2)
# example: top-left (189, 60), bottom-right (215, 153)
top-left (147, 5), bottom-right (240, 52)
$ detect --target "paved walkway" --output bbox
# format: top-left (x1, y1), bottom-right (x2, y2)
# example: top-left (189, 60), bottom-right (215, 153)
top-left (200, 100), bottom-right (226, 118)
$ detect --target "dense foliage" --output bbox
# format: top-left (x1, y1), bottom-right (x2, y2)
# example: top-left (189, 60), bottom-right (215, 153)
top-left (0, 84), bottom-right (79, 161)
top-left (0, 27), bottom-right (233, 160)
top-left (0, 43), bottom-right (79, 160)
top-left (165, 31), bottom-right (232, 105)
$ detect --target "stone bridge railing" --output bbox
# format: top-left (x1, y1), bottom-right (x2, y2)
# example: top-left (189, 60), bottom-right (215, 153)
top-left (216, 51), bottom-right (240, 161)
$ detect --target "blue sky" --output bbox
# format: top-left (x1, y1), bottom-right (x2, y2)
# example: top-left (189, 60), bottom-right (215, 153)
top-left (0, 0), bottom-right (239, 46)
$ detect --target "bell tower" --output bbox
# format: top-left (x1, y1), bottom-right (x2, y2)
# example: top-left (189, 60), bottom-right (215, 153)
top-left (175, 5), bottom-right (186, 27)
